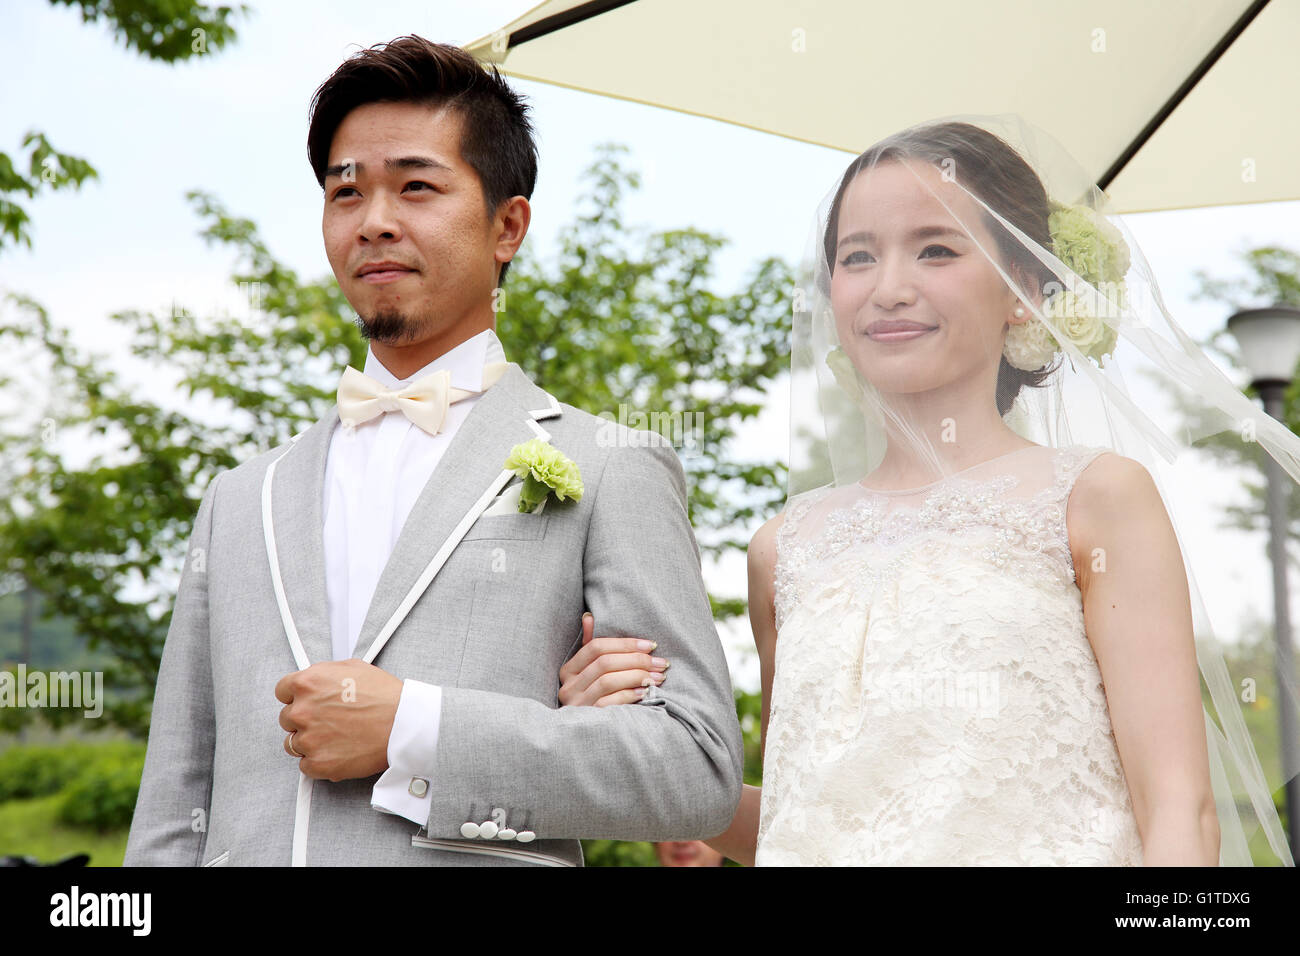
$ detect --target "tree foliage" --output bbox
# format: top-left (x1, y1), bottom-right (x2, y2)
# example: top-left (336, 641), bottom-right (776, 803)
top-left (1, 0), bottom-right (248, 253)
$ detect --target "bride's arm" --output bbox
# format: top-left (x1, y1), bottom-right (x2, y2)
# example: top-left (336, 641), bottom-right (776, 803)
top-left (1068, 453), bottom-right (1220, 866)
top-left (702, 512), bottom-right (785, 867)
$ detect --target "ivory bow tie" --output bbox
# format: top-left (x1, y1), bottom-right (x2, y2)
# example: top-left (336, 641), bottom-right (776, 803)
top-left (336, 362), bottom-right (508, 436)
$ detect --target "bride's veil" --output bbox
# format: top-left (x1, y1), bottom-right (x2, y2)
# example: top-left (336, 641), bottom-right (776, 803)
top-left (787, 113), bottom-right (1297, 866)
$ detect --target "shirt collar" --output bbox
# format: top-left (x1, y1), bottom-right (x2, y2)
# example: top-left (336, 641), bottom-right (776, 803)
top-left (361, 328), bottom-right (508, 391)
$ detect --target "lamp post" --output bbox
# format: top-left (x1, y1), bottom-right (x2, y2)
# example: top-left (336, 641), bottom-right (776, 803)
top-left (1226, 305), bottom-right (1300, 858)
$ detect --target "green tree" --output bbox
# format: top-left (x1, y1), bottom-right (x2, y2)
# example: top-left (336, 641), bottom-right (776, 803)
top-left (499, 144), bottom-right (791, 582)
top-left (0, 0), bottom-right (250, 734)
top-left (2, 1), bottom-right (248, 253)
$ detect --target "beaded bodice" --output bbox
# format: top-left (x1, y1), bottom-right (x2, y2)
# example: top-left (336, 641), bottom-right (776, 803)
top-left (773, 444), bottom-right (1095, 632)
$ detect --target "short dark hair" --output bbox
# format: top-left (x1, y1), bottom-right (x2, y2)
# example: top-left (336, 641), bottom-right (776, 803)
top-left (307, 35), bottom-right (538, 284)
top-left (823, 121), bottom-right (1059, 416)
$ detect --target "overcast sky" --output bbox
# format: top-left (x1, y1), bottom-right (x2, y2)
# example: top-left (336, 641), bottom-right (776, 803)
top-left (3, 0), bottom-right (1297, 689)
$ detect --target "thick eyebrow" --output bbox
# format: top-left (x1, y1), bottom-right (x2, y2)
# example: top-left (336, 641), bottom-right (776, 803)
top-left (837, 225), bottom-right (968, 250)
top-left (323, 156), bottom-right (452, 181)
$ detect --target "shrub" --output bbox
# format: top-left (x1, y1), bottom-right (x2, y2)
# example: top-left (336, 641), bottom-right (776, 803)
top-left (55, 745), bottom-right (146, 831)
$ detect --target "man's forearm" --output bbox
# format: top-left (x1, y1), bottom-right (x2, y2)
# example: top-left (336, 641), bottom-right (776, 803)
top-left (425, 683), bottom-right (742, 842)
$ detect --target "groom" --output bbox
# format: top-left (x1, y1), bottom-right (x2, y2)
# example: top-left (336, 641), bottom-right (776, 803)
top-left (124, 36), bottom-right (742, 867)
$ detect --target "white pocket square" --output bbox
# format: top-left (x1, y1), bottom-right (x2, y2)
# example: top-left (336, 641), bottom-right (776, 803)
top-left (481, 482), bottom-right (547, 517)
top-left (482, 483), bottom-right (522, 516)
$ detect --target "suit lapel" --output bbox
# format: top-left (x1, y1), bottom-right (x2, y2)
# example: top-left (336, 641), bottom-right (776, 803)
top-left (349, 362), bottom-right (561, 664)
top-left (266, 408), bottom-right (337, 668)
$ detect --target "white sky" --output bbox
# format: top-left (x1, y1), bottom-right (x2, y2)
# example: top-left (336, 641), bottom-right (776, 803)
top-left (2, 0), bottom-right (1297, 692)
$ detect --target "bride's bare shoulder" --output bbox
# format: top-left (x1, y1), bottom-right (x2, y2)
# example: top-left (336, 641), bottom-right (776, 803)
top-left (747, 513), bottom-right (786, 635)
top-left (749, 511), bottom-right (786, 563)
top-left (1069, 450), bottom-right (1159, 512)
top-left (747, 487), bottom-right (834, 592)
top-left (1066, 451), bottom-right (1166, 573)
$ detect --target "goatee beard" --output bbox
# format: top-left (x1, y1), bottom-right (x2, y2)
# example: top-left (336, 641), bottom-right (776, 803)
top-left (354, 306), bottom-right (430, 344)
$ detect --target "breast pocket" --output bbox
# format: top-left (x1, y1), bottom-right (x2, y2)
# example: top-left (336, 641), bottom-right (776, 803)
top-left (462, 492), bottom-right (551, 542)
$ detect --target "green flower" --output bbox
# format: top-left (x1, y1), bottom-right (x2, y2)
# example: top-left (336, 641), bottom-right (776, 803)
top-left (503, 438), bottom-right (584, 513)
top-left (1048, 201), bottom-right (1131, 287)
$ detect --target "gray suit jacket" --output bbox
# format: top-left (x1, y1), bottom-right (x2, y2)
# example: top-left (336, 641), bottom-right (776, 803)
top-left (123, 362), bottom-right (743, 866)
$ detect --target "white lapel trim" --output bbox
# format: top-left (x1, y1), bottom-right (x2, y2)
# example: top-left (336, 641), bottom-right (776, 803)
top-left (260, 441), bottom-right (316, 867)
top-left (262, 445), bottom-right (311, 672)
top-left (527, 394), bottom-right (561, 421)
top-left (291, 771), bottom-right (313, 867)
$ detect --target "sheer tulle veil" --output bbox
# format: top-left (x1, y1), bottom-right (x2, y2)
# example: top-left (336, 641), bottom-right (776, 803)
top-left (787, 113), bottom-right (1297, 865)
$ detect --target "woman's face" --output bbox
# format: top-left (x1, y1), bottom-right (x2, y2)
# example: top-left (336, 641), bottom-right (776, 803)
top-left (829, 159), bottom-right (1024, 399)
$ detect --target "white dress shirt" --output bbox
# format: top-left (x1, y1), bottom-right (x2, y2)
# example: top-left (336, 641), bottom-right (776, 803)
top-left (322, 328), bottom-right (506, 824)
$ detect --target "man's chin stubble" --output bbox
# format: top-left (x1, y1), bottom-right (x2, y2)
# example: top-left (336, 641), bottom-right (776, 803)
top-left (353, 307), bottom-right (434, 345)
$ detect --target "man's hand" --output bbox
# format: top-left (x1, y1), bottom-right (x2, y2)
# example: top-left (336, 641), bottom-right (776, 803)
top-left (275, 659), bottom-right (403, 782)
top-left (558, 611), bottom-right (669, 707)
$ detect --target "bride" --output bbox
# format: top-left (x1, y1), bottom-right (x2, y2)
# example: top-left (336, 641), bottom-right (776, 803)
top-left (558, 116), bottom-right (1297, 867)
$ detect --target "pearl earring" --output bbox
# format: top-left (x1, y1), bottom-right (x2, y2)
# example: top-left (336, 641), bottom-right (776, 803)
top-left (1013, 305), bottom-right (1026, 318)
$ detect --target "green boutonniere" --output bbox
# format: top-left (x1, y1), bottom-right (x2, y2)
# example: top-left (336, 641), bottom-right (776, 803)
top-left (503, 438), bottom-right (584, 513)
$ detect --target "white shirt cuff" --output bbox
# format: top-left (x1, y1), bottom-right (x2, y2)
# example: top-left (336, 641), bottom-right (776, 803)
top-left (370, 679), bottom-right (442, 825)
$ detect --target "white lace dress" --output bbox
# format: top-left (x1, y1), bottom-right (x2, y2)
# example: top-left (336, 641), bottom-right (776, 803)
top-left (755, 444), bottom-right (1145, 866)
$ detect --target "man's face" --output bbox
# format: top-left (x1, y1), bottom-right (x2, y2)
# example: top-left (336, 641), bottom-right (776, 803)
top-left (321, 101), bottom-right (502, 349)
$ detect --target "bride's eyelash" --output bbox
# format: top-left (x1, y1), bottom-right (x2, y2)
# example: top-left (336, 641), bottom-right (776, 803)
top-left (839, 245), bottom-right (957, 267)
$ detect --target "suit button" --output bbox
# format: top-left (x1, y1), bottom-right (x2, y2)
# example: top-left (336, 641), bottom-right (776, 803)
top-left (516, 830), bottom-right (536, 843)
top-left (460, 822), bottom-right (481, 839)
top-left (478, 820), bottom-right (499, 839)
top-left (497, 828), bottom-right (517, 841)
top-left (408, 777), bottom-right (429, 798)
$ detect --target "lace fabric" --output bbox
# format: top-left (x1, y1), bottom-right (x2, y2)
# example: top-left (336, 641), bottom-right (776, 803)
top-left (757, 443), bottom-right (1146, 865)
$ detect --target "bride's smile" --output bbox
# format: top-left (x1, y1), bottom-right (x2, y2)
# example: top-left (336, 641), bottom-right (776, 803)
top-left (863, 318), bottom-right (938, 342)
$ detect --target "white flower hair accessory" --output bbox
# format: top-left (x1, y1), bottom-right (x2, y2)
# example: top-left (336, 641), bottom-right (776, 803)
top-left (1003, 200), bottom-right (1129, 371)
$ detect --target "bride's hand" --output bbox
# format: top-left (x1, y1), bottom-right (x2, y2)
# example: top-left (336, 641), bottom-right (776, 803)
top-left (558, 611), bottom-right (669, 707)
